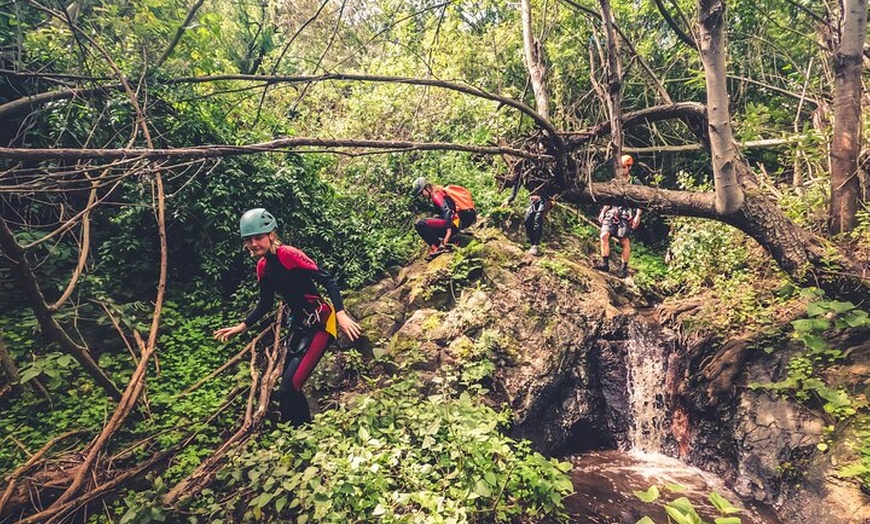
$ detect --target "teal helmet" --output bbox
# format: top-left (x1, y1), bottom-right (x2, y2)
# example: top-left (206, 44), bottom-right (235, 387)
top-left (239, 208), bottom-right (277, 238)
top-left (412, 176), bottom-right (430, 196)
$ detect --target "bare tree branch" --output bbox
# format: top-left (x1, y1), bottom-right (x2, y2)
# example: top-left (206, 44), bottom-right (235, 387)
top-left (562, 101), bottom-right (708, 148)
top-left (0, 430), bottom-right (87, 516)
top-left (155, 0), bottom-right (207, 68)
top-left (726, 74), bottom-right (823, 106)
top-left (0, 219), bottom-right (121, 400)
top-left (521, 0), bottom-right (551, 120)
top-left (0, 86), bottom-right (121, 121)
top-left (653, 0), bottom-right (697, 48)
top-left (698, 0), bottom-right (744, 214)
top-left (598, 0), bottom-right (625, 174)
top-left (0, 138), bottom-right (544, 162)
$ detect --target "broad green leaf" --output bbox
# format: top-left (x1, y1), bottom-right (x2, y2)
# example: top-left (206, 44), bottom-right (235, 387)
top-left (667, 497), bottom-right (695, 514)
top-left (806, 302), bottom-right (827, 317)
top-left (708, 492), bottom-right (739, 513)
top-left (826, 301), bottom-right (856, 313)
top-left (664, 506), bottom-right (693, 524)
top-left (715, 518), bottom-right (743, 524)
top-left (474, 479), bottom-right (492, 498)
top-left (633, 486), bottom-right (660, 503)
top-left (636, 517), bottom-right (657, 524)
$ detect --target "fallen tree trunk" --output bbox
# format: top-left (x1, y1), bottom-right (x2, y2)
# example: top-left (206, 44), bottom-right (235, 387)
top-left (561, 179), bottom-right (869, 302)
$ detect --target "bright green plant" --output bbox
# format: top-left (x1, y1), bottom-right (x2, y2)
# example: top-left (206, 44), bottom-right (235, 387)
top-left (751, 295), bottom-right (868, 421)
top-left (837, 418), bottom-right (870, 490)
top-left (634, 484), bottom-right (743, 524)
top-left (170, 373), bottom-right (574, 524)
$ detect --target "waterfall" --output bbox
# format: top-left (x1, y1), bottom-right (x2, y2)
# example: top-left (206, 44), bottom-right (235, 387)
top-left (625, 317), bottom-right (670, 452)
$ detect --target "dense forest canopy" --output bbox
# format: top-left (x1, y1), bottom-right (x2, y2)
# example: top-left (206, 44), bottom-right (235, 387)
top-left (0, 0), bottom-right (868, 521)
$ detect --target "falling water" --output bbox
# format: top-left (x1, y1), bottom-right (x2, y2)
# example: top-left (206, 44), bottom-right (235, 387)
top-left (625, 317), bottom-right (670, 452)
top-left (562, 314), bottom-right (783, 523)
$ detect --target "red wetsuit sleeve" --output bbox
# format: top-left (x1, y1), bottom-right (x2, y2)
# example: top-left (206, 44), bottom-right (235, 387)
top-left (276, 246), bottom-right (346, 312)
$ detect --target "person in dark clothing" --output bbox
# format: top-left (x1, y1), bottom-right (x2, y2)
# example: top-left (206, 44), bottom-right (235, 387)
top-left (504, 181), bottom-right (553, 256)
top-left (412, 177), bottom-right (477, 260)
top-left (594, 155), bottom-right (642, 278)
top-left (214, 208), bottom-right (361, 426)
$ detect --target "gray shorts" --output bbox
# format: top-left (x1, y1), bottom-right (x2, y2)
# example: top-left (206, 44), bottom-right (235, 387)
top-left (601, 219), bottom-right (631, 239)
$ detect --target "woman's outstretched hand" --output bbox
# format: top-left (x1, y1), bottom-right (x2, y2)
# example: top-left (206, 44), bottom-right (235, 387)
top-left (213, 322), bottom-right (246, 342)
top-left (336, 310), bottom-right (362, 341)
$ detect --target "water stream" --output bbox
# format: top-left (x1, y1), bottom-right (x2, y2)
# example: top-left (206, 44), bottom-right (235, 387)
top-left (564, 450), bottom-right (782, 524)
top-left (563, 316), bottom-right (782, 524)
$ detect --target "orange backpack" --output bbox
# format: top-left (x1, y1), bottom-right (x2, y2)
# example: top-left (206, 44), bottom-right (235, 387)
top-left (442, 185), bottom-right (475, 212)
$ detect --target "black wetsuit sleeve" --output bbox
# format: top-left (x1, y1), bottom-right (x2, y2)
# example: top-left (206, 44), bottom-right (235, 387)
top-left (438, 194), bottom-right (458, 232)
top-left (243, 278), bottom-right (275, 328)
top-left (309, 266), bottom-right (345, 312)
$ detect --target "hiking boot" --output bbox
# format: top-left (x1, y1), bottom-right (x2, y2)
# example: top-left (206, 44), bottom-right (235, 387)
top-left (593, 259), bottom-right (609, 272)
top-left (426, 245), bottom-right (446, 260)
top-left (528, 245), bottom-right (540, 256)
top-left (616, 264), bottom-right (629, 278)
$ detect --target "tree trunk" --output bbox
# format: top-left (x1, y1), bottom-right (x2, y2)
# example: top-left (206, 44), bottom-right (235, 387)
top-left (598, 0), bottom-right (624, 173)
top-left (697, 0), bottom-right (744, 215)
top-left (561, 177), bottom-right (869, 302)
top-left (829, 0), bottom-right (867, 235)
top-left (0, 219), bottom-right (122, 401)
top-left (0, 334), bottom-right (22, 396)
top-left (520, 0), bottom-right (550, 121)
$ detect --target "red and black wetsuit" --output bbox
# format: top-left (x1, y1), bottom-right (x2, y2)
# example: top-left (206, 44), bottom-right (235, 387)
top-left (414, 188), bottom-right (477, 247)
top-left (244, 245), bottom-right (344, 426)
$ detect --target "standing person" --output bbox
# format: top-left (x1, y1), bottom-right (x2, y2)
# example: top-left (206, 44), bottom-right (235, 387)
top-left (498, 134), bottom-right (556, 256)
top-left (412, 177), bottom-right (477, 260)
top-left (504, 181), bottom-right (553, 256)
top-left (594, 155), bottom-right (642, 277)
top-left (214, 208), bottom-right (361, 426)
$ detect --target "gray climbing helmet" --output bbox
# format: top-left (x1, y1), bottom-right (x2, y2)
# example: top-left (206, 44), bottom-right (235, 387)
top-left (412, 176), bottom-right (430, 196)
top-left (239, 208), bottom-right (277, 238)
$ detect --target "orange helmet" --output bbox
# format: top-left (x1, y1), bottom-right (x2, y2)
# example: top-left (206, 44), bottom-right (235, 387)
top-left (620, 154), bottom-right (633, 168)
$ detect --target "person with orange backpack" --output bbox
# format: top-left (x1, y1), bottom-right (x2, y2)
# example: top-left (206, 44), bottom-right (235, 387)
top-left (412, 177), bottom-right (477, 260)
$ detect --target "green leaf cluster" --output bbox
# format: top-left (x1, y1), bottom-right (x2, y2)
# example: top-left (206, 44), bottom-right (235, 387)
top-left (634, 485), bottom-right (743, 524)
top-left (179, 374), bottom-right (573, 523)
top-left (750, 295), bottom-right (868, 421)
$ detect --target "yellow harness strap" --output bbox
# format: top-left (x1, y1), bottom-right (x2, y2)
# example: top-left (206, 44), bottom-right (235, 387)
top-left (325, 307), bottom-right (338, 338)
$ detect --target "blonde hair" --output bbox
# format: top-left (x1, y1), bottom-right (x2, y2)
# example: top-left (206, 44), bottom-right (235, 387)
top-left (269, 231), bottom-right (283, 253)
top-left (247, 231), bottom-right (283, 257)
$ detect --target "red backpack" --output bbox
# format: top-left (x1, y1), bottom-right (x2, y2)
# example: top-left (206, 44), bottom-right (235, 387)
top-left (442, 185), bottom-right (475, 211)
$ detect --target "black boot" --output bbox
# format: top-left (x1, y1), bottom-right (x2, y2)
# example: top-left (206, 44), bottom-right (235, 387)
top-left (616, 263), bottom-right (628, 278)
top-left (594, 257), bottom-right (609, 272)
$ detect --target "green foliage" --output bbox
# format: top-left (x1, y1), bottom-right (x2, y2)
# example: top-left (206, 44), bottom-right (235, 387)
top-left (448, 241), bottom-right (486, 289)
top-left (0, 297), bottom-right (239, 479)
top-left (629, 243), bottom-right (670, 297)
top-left (634, 485), bottom-right (743, 524)
top-left (422, 242), bottom-right (487, 303)
top-left (17, 352), bottom-right (77, 388)
top-left (836, 418), bottom-right (870, 490)
top-left (750, 295), bottom-right (869, 421)
top-left (166, 373), bottom-right (574, 523)
top-left (664, 217), bottom-right (750, 294)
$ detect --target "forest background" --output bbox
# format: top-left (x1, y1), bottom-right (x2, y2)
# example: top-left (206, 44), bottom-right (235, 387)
top-left (0, 0), bottom-right (868, 522)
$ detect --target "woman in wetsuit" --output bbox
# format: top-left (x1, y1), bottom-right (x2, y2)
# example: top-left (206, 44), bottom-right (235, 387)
top-left (214, 208), bottom-right (361, 425)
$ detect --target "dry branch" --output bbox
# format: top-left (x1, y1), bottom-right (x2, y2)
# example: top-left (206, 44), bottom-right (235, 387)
top-left (179, 327), bottom-right (273, 397)
top-left (0, 431), bottom-right (87, 517)
top-left (163, 315), bottom-right (286, 507)
top-left (0, 219), bottom-right (121, 400)
top-left (0, 139), bottom-right (543, 162)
